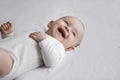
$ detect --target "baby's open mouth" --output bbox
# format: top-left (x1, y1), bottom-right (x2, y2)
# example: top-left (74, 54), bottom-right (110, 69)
top-left (58, 27), bottom-right (66, 38)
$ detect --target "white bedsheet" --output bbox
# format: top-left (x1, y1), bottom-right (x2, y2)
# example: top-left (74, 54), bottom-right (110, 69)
top-left (0, 0), bottom-right (120, 80)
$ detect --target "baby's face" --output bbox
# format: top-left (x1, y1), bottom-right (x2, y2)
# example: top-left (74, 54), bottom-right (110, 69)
top-left (46, 16), bottom-right (84, 51)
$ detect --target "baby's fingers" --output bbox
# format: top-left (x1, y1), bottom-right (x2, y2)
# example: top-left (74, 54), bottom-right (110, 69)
top-left (29, 34), bottom-right (37, 40)
top-left (29, 32), bottom-right (47, 42)
top-left (0, 22), bottom-right (11, 31)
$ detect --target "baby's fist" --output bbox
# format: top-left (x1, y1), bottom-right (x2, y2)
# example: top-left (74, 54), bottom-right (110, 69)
top-left (29, 32), bottom-right (47, 43)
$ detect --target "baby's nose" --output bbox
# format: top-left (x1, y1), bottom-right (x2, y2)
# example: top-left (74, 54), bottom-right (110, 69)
top-left (64, 26), bottom-right (72, 37)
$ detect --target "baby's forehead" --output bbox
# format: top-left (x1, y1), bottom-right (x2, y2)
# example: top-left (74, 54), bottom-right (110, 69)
top-left (61, 16), bottom-right (82, 25)
top-left (60, 16), bottom-right (77, 21)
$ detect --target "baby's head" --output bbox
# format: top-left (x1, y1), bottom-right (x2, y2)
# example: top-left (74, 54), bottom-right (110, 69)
top-left (46, 16), bottom-right (85, 51)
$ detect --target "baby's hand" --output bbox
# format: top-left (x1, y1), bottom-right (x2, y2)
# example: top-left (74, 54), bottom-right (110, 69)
top-left (29, 32), bottom-right (47, 43)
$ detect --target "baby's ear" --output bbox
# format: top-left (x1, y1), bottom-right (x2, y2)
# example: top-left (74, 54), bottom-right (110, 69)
top-left (65, 46), bottom-right (75, 51)
top-left (47, 20), bottom-right (54, 28)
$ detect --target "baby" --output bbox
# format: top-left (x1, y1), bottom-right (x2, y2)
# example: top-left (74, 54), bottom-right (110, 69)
top-left (0, 16), bottom-right (84, 80)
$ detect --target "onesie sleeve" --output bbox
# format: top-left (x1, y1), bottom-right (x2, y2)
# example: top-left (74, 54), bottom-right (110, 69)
top-left (39, 35), bottom-right (65, 67)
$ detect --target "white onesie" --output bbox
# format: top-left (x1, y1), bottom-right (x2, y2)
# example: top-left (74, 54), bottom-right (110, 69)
top-left (0, 32), bottom-right (65, 80)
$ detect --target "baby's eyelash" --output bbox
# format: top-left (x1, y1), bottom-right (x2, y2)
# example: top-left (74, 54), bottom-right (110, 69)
top-left (72, 32), bottom-right (76, 36)
top-left (64, 21), bottom-right (69, 26)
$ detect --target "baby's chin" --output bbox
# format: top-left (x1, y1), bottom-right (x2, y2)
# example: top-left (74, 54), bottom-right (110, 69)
top-left (52, 33), bottom-right (64, 42)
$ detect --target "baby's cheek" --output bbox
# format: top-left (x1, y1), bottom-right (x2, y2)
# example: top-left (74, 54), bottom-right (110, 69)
top-left (68, 37), bottom-right (75, 45)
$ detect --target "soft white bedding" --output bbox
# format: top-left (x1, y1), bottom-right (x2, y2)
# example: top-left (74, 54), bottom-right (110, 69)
top-left (0, 0), bottom-right (120, 80)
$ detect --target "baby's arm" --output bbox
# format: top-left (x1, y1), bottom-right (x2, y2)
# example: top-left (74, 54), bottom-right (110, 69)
top-left (29, 32), bottom-right (65, 67)
top-left (39, 36), bottom-right (65, 67)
